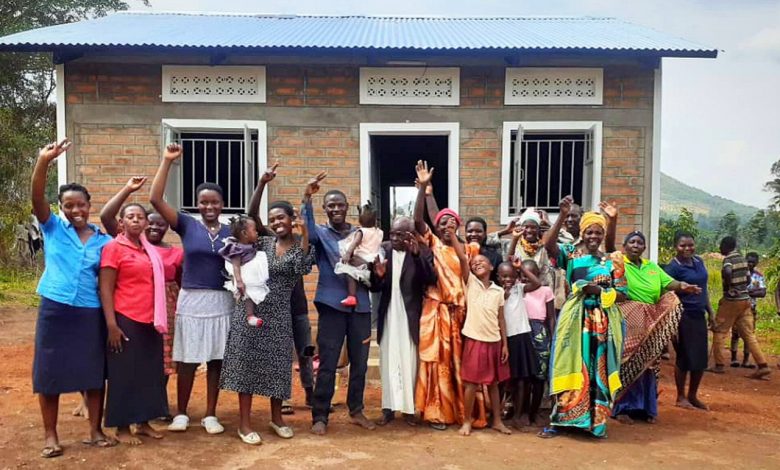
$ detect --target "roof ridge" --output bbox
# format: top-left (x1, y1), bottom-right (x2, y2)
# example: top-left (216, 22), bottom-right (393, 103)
top-left (117, 11), bottom-right (618, 21)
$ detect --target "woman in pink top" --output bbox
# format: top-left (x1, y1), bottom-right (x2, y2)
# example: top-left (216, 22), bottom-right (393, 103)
top-left (101, 178), bottom-right (184, 419)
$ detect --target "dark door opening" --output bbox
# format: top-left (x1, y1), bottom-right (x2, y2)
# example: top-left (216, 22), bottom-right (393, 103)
top-left (369, 135), bottom-right (449, 233)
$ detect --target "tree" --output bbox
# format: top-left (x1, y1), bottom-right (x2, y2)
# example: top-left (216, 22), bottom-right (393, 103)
top-left (658, 207), bottom-right (701, 262)
top-left (718, 211), bottom-right (740, 239)
top-left (764, 159), bottom-right (780, 209)
top-left (0, 1), bottom-right (147, 260)
top-left (744, 210), bottom-right (768, 250)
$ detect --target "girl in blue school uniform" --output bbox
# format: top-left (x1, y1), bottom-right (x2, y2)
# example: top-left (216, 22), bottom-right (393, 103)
top-left (31, 139), bottom-right (118, 458)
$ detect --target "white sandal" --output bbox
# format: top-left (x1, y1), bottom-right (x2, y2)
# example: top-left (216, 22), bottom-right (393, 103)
top-left (167, 414), bottom-right (189, 432)
top-left (201, 416), bottom-right (225, 434)
top-left (269, 421), bottom-right (294, 439)
top-left (237, 429), bottom-right (262, 445)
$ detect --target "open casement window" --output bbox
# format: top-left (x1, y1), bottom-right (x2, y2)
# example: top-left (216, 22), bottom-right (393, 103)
top-left (160, 120), bottom-right (267, 218)
top-left (508, 124), bottom-right (594, 217)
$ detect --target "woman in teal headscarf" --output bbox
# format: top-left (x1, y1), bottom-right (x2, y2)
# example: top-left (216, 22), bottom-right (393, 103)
top-left (538, 197), bottom-right (627, 438)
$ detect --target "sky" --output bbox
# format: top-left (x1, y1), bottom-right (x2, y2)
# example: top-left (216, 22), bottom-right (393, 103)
top-left (129, 0), bottom-right (780, 208)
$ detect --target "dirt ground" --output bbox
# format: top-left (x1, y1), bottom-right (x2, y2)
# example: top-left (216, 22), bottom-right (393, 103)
top-left (1, 306), bottom-right (779, 470)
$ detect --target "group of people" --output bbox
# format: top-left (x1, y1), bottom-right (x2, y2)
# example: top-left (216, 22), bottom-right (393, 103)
top-left (30, 138), bottom-right (774, 458)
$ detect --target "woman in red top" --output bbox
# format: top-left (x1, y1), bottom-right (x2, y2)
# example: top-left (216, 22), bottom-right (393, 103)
top-left (101, 178), bottom-right (184, 418)
top-left (99, 201), bottom-right (169, 444)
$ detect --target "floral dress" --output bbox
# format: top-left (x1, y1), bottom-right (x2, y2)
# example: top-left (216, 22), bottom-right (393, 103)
top-left (219, 236), bottom-right (314, 399)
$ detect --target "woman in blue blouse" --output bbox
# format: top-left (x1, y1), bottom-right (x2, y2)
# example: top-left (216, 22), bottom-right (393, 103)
top-left (664, 232), bottom-right (714, 411)
top-left (31, 139), bottom-right (117, 458)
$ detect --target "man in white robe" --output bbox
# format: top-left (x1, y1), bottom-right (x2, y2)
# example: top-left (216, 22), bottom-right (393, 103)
top-left (370, 217), bottom-right (436, 425)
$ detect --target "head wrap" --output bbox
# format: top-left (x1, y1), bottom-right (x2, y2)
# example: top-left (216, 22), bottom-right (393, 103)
top-left (623, 230), bottom-right (646, 245)
top-left (434, 208), bottom-right (462, 227)
top-left (519, 207), bottom-right (541, 226)
top-left (579, 211), bottom-right (607, 235)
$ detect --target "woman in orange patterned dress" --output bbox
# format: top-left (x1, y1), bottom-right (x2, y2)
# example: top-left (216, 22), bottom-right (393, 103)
top-left (413, 160), bottom-right (487, 430)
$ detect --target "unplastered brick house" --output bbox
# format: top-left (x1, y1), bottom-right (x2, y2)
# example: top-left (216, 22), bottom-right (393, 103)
top-left (0, 13), bottom-right (715, 291)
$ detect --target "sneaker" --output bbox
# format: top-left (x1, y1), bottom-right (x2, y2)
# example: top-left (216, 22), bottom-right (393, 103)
top-left (247, 316), bottom-right (263, 327)
top-left (340, 296), bottom-right (358, 307)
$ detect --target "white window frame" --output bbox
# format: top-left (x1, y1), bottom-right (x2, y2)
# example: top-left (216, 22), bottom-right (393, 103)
top-left (161, 65), bottom-right (267, 103)
top-left (160, 119), bottom-right (268, 223)
top-left (359, 67), bottom-right (460, 106)
top-left (500, 121), bottom-right (602, 225)
top-left (504, 67), bottom-right (604, 106)
top-left (359, 122), bottom-right (460, 214)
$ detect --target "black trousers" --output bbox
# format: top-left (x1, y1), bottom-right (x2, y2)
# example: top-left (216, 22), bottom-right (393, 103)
top-left (311, 302), bottom-right (371, 424)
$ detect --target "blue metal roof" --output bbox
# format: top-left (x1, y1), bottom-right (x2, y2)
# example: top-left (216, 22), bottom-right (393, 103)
top-left (0, 12), bottom-right (717, 57)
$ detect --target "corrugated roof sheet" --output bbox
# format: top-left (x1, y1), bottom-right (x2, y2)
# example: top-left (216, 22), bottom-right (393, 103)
top-left (0, 12), bottom-right (717, 57)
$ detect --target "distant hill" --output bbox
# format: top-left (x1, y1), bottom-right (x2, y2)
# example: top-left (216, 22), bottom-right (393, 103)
top-left (660, 173), bottom-right (760, 224)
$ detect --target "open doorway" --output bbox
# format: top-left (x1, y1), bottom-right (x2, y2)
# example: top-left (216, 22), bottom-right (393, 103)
top-left (369, 135), bottom-right (449, 232)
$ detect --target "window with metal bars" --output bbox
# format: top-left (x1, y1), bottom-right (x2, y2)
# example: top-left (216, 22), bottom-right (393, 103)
top-left (179, 132), bottom-right (259, 214)
top-left (508, 131), bottom-right (591, 216)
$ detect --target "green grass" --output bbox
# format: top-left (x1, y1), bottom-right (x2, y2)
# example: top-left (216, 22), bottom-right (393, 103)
top-left (0, 266), bottom-right (40, 308)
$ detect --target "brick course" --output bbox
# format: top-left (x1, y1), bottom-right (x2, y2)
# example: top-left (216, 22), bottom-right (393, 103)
top-left (64, 60), bottom-right (655, 316)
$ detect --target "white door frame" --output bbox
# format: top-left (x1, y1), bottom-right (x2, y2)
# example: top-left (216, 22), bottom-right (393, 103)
top-left (359, 122), bottom-right (460, 214)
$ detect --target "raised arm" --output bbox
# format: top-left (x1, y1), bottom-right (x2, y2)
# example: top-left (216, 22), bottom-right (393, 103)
top-left (248, 160), bottom-right (279, 236)
top-left (425, 181), bottom-right (440, 229)
top-left (506, 227), bottom-right (522, 261)
top-left (414, 160), bottom-right (435, 235)
top-left (543, 196), bottom-right (573, 259)
top-left (448, 219), bottom-right (470, 284)
top-left (149, 143), bottom-right (183, 230)
top-left (301, 170), bottom-right (328, 245)
top-left (600, 201), bottom-right (618, 253)
top-left (517, 262), bottom-right (542, 293)
top-left (100, 177), bottom-right (147, 237)
top-left (31, 139), bottom-right (71, 224)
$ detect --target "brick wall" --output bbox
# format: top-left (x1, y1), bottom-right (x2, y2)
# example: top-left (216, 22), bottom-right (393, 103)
top-left (460, 128), bottom-right (502, 223)
top-left (601, 127), bottom-right (646, 239)
top-left (64, 59), bottom-right (655, 314)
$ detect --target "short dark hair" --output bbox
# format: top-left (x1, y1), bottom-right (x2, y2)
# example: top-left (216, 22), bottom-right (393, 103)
top-left (196, 182), bottom-right (224, 200)
top-left (746, 251), bottom-right (759, 261)
top-left (674, 231), bottom-right (695, 244)
top-left (323, 189), bottom-right (347, 202)
top-left (229, 214), bottom-right (254, 239)
top-left (522, 259), bottom-right (540, 272)
top-left (497, 261), bottom-right (516, 274)
top-left (465, 217), bottom-right (487, 231)
top-left (269, 200), bottom-right (295, 217)
top-left (358, 201), bottom-right (377, 227)
top-left (720, 236), bottom-right (737, 253)
top-left (58, 182), bottom-right (91, 202)
top-left (119, 203), bottom-right (148, 218)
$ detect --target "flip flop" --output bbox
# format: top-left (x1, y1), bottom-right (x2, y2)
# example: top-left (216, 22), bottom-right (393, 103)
top-left (269, 422), bottom-right (294, 439)
top-left (41, 445), bottom-right (63, 458)
top-left (537, 427), bottom-right (559, 439)
top-left (81, 437), bottom-right (118, 448)
top-left (237, 429), bottom-right (262, 445)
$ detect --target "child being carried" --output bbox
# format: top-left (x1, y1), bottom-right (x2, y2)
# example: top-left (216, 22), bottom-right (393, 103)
top-left (334, 201), bottom-right (383, 308)
top-left (219, 215), bottom-right (269, 327)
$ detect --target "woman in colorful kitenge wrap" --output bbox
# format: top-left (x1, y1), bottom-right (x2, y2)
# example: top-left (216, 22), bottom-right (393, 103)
top-left (538, 197), bottom-right (627, 439)
top-left (610, 230), bottom-right (700, 424)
